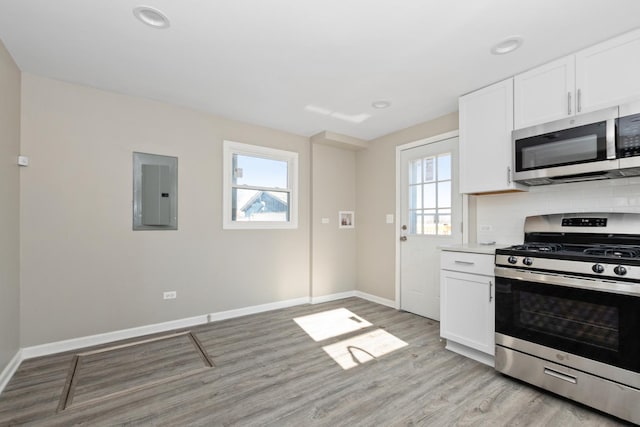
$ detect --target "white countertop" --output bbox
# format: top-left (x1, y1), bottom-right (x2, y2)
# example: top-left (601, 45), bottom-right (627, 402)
top-left (439, 242), bottom-right (513, 255)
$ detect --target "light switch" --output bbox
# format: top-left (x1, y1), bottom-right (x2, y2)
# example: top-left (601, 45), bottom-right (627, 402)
top-left (386, 214), bottom-right (394, 224)
top-left (17, 155), bottom-right (29, 166)
top-left (321, 218), bottom-right (330, 224)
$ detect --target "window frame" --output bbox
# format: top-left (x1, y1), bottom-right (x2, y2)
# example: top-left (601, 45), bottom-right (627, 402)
top-left (223, 140), bottom-right (299, 230)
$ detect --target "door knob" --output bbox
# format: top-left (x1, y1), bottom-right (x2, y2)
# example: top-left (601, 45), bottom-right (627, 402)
top-left (400, 236), bottom-right (408, 241)
top-left (401, 225), bottom-right (407, 230)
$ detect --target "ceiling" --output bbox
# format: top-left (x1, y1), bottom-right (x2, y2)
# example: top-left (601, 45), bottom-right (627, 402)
top-left (1, 1), bottom-right (640, 141)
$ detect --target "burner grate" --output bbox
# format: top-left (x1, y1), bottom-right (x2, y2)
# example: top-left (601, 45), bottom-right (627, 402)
top-left (513, 243), bottom-right (563, 252)
top-left (583, 246), bottom-right (640, 258)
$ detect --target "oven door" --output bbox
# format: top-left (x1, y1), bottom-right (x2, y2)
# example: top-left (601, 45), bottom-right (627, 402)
top-left (494, 267), bottom-right (640, 376)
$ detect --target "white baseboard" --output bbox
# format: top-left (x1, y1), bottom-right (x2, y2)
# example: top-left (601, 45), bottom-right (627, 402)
top-left (22, 296), bottom-right (310, 361)
top-left (207, 297), bottom-right (310, 322)
top-left (21, 314), bottom-right (209, 360)
top-left (445, 341), bottom-right (495, 367)
top-left (310, 291), bottom-right (356, 304)
top-left (18, 293), bottom-right (395, 363)
top-left (3, 293), bottom-right (398, 392)
top-left (0, 349), bottom-right (23, 395)
top-left (354, 291), bottom-right (396, 308)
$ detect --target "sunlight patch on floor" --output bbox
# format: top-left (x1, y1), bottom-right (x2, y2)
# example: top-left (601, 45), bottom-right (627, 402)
top-left (293, 308), bottom-right (372, 342)
top-left (322, 329), bottom-right (408, 370)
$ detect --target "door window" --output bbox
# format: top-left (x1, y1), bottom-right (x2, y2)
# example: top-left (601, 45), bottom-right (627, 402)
top-left (407, 153), bottom-right (452, 235)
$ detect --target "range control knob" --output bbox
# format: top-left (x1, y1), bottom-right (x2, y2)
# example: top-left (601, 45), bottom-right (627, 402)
top-left (522, 257), bottom-right (533, 266)
top-left (614, 265), bottom-right (628, 276)
top-left (592, 264), bottom-right (605, 274)
top-left (508, 256), bottom-right (518, 264)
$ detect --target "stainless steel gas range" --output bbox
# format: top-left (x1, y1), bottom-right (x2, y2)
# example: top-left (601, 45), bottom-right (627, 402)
top-left (494, 212), bottom-right (640, 424)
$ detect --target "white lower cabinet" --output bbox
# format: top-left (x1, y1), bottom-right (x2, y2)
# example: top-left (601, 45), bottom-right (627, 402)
top-left (440, 250), bottom-right (495, 366)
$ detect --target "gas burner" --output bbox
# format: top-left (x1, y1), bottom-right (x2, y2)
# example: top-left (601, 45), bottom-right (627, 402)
top-left (512, 243), bottom-right (563, 252)
top-left (583, 246), bottom-right (640, 258)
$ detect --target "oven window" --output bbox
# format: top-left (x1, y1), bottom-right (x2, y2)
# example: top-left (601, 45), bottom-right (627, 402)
top-left (518, 291), bottom-right (619, 351)
top-left (496, 278), bottom-right (640, 373)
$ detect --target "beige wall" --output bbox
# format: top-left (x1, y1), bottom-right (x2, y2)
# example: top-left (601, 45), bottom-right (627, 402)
top-left (0, 40), bottom-right (21, 369)
top-left (355, 112), bottom-right (459, 300)
top-left (311, 144), bottom-right (356, 298)
top-left (20, 74), bottom-right (311, 346)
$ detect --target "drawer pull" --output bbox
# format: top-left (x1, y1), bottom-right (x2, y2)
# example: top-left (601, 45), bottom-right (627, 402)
top-left (454, 260), bottom-right (475, 265)
top-left (544, 367), bottom-right (577, 384)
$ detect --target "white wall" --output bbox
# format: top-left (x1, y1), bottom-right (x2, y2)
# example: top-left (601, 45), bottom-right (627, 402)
top-left (475, 177), bottom-right (640, 244)
top-left (19, 74), bottom-right (311, 347)
top-left (0, 39), bottom-right (21, 371)
top-left (311, 143), bottom-right (356, 298)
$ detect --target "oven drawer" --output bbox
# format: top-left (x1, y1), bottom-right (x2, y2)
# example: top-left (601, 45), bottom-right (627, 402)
top-left (495, 345), bottom-right (640, 424)
top-left (440, 251), bottom-right (494, 276)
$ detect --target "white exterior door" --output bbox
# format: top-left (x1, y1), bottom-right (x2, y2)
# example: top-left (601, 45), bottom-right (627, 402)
top-left (399, 136), bottom-right (463, 320)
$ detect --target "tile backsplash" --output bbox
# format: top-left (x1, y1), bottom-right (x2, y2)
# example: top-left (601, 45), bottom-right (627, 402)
top-left (474, 176), bottom-right (640, 244)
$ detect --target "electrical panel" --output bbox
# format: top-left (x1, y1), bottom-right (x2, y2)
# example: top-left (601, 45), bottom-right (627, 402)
top-left (133, 152), bottom-right (177, 230)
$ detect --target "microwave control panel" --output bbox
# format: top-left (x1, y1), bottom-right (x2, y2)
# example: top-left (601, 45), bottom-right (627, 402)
top-left (618, 113), bottom-right (640, 157)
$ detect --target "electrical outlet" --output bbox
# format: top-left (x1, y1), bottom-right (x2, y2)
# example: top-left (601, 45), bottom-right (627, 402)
top-left (163, 291), bottom-right (177, 300)
top-left (479, 224), bottom-right (493, 232)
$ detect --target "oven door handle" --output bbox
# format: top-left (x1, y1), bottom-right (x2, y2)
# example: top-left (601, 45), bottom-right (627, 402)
top-left (494, 266), bottom-right (640, 297)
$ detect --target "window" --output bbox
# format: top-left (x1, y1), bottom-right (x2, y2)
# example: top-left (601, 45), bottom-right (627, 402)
top-left (408, 152), bottom-right (452, 235)
top-left (223, 141), bottom-right (298, 229)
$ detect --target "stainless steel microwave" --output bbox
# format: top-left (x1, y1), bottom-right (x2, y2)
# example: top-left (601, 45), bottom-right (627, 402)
top-left (512, 102), bottom-right (640, 185)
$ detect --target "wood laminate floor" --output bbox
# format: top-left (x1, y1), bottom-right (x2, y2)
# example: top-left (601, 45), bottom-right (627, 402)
top-left (0, 298), bottom-right (631, 426)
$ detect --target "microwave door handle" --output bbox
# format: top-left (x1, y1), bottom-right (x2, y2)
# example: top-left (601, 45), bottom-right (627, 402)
top-left (606, 118), bottom-right (616, 159)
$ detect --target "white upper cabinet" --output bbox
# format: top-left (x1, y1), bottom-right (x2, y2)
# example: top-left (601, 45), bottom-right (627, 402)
top-left (576, 29), bottom-right (640, 114)
top-left (459, 78), bottom-right (525, 194)
top-left (514, 57), bottom-right (575, 129)
top-left (515, 28), bottom-right (640, 129)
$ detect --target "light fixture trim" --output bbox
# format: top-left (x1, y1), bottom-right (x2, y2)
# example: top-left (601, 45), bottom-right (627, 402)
top-left (491, 36), bottom-right (524, 55)
top-left (133, 6), bottom-right (170, 29)
top-left (372, 100), bottom-right (391, 109)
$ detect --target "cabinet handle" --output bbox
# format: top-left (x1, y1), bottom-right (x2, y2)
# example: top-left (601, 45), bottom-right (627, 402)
top-left (489, 280), bottom-right (493, 302)
top-left (507, 166), bottom-right (512, 184)
top-left (567, 92), bottom-right (572, 115)
top-left (577, 89), bottom-right (582, 113)
top-left (454, 260), bottom-right (475, 265)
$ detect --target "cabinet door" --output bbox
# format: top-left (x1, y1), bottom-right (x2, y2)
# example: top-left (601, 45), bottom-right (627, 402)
top-left (459, 78), bottom-right (523, 194)
top-left (440, 270), bottom-right (494, 355)
top-left (514, 56), bottom-right (575, 129)
top-left (576, 28), bottom-right (640, 113)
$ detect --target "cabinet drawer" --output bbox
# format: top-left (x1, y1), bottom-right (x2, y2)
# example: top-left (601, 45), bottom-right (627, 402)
top-left (440, 251), bottom-right (494, 276)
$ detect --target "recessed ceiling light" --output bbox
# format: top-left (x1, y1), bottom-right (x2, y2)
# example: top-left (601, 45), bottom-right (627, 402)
top-left (372, 100), bottom-right (391, 109)
top-left (133, 6), bottom-right (170, 29)
top-left (491, 36), bottom-right (524, 55)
